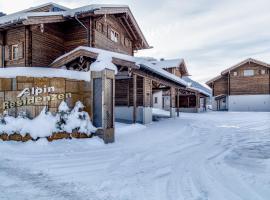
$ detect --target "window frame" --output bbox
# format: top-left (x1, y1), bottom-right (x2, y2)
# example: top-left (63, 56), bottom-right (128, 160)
top-left (124, 37), bottom-right (132, 47)
top-left (260, 69), bottom-right (266, 75)
top-left (96, 22), bottom-right (104, 33)
top-left (110, 29), bottom-right (119, 43)
top-left (11, 44), bottom-right (19, 61)
top-left (243, 69), bottom-right (254, 77)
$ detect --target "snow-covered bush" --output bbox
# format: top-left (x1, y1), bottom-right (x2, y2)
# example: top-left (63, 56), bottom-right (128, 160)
top-left (64, 101), bottom-right (97, 135)
top-left (56, 101), bottom-right (70, 131)
top-left (0, 101), bottom-right (96, 140)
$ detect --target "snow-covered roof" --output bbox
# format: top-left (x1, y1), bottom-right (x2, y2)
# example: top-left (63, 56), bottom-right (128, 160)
top-left (52, 46), bottom-right (188, 87)
top-left (0, 3), bottom-right (150, 50)
top-left (206, 58), bottom-right (270, 86)
top-left (136, 59), bottom-right (188, 86)
top-left (0, 67), bottom-right (91, 82)
top-left (150, 59), bottom-right (184, 69)
top-left (182, 76), bottom-right (211, 96)
top-left (205, 75), bottom-right (223, 85)
top-left (221, 58), bottom-right (270, 75)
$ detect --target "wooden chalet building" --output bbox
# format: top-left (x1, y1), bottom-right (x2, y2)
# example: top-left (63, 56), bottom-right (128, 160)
top-left (0, 2), bottom-right (209, 129)
top-left (206, 58), bottom-right (270, 111)
top-left (149, 58), bottom-right (210, 113)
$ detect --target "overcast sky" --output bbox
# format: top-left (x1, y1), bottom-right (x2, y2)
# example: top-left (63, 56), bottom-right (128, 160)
top-left (1, 0), bottom-right (270, 84)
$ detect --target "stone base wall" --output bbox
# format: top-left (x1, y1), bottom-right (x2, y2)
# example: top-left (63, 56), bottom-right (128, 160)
top-left (0, 132), bottom-right (93, 142)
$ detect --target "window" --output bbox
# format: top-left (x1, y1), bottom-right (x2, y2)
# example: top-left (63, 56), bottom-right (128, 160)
top-left (260, 69), bottom-right (266, 75)
top-left (243, 69), bottom-right (254, 76)
top-left (233, 71), bottom-right (238, 76)
top-left (124, 37), bottom-right (132, 47)
top-left (11, 44), bottom-right (19, 60)
top-left (154, 97), bottom-right (158, 104)
top-left (96, 22), bottom-right (103, 32)
top-left (110, 29), bottom-right (119, 43)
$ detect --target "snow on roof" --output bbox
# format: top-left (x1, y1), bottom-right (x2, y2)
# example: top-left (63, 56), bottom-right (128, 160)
top-left (150, 59), bottom-right (184, 69)
top-left (6, 2), bottom-right (70, 15)
top-left (0, 11), bottom-right (66, 26)
top-left (0, 4), bottom-right (128, 27)
top-left (0, 67), bottom-right (91, 82)
top-left (0, 3), bottom-right (149, 49)
top-left (136, 59), bottom-right (188, 86)
top-left (52, 46), bottom-right (188, 87)
top-left (221, 58), bottom-right (270, 75)
top-left (205, 75), bottom-right (223, 85)
top-left (182, 76), bottom-right (211, 96)
top-left (206, 58), bottom-right (270, 85)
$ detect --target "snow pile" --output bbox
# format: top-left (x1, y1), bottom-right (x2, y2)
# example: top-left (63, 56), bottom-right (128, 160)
top-left (0, 67), bottom-right (91, 81)
top-left (61, 101), bottom-right (97, 134)
top-left (0, 101), bottom-right (96, 139)
top-left (90, 53), bottom-right (118, 74)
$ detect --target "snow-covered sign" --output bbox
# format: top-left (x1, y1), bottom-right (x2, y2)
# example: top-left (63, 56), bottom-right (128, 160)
top-left (17, 86), bottom-right (55, 97)
top-left (3, 92), bottom-right (72, 110)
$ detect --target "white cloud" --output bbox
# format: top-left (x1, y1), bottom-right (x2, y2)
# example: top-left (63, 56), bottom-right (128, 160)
top-left (1, 0), bottom-right (270, 84)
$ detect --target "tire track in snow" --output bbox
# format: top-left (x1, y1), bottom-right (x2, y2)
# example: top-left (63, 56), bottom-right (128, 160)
top-left (0, 159), bottom-right (95, 200)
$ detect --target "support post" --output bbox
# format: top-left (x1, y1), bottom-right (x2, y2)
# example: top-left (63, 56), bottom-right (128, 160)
top-left (91, 69), bottom-right (115, 143)
top-left (177, 89), bottom-right (180, 117)
top-left (196, 92), bottom-right (200, 112)
top-left (170, 87), bottom-right (176, 118)
top-left (133, 74), bottom-right (137, 123)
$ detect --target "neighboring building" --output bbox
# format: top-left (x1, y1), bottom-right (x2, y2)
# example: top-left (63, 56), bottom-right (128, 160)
top-left (150, 58), bottom-right (211, 112)
top-left (0, 3), bottom-right (150, 67)
top-left (182, 76), bottom-right (212, 112)
top-left (206, 58), bottom-right (270, 111)
top-left (150, 58), bottom-right (189, 77)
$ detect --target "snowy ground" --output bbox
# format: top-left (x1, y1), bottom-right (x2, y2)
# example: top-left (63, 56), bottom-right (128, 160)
top-left (0, 112), bottom-right (270, 200)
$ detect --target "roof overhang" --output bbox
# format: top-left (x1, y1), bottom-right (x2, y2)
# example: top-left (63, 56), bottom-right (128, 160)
top-left (221, 58), bottom-right (270, 75)
top-left (50, 47), bottom-right (139, 70)
top-left (0, 4), bottom-right (150, 50)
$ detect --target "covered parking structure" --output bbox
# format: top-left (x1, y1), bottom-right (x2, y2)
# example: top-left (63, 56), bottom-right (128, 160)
top-left (51, 46), bottom-right (198, 124)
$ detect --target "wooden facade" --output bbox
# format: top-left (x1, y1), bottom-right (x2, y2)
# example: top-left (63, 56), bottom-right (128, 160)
top-left (207, 58), bottom-right (270, 111)
top-left (207, 59), bottom-right (270, 96)
top-left (0, 3), bottom-right (150, 68)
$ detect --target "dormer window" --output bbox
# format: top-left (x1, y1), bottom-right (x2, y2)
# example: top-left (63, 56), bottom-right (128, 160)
top-left (110, 29), bottom-right (119, 43)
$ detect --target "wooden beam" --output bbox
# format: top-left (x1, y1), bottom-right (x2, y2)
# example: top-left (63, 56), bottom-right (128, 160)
top-left (23, 16), bottom-right (66, 25)
top-left (133, 74), bottom-right (137, 123)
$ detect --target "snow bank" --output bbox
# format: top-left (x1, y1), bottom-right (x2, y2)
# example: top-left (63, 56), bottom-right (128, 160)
top-left (90, 53), bottom-right (118, 74)
top-left (0, 67), bottom-right (90, 81)
top-left (0, 101), bottom-right (96, 139)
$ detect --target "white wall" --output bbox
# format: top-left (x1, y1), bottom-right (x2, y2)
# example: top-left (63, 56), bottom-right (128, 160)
top-left (228, 95), bottom-right (270, 112)
top-left (163, 96), bottom-right (171, 111)
top-left (115, 106), bottom-right (153, 124)
top-left (153, 91), bottom-right (162, 109)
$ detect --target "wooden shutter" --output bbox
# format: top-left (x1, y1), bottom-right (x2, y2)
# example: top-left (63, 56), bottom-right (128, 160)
top-left (4, 45), bottom-right (10, 61)
top-left (18, 42), bottom-right (24, 59)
